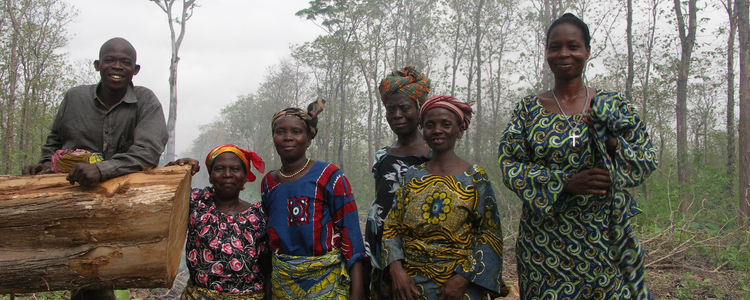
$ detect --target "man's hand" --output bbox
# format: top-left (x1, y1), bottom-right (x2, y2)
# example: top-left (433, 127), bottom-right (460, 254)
top-left (67, 163), bottom-right (102, 186)
top-left (167, 158), bottom-right (200, 176)
top-left (23, 164), bottom-right (52, 175)
top-left (437, 274), bottom-right (470, 300)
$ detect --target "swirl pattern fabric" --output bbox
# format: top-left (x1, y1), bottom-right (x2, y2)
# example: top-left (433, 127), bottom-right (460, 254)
top-left (498, 90), bottom-right (657, 300)
top-left (381, 164), bottom-right (510, 299)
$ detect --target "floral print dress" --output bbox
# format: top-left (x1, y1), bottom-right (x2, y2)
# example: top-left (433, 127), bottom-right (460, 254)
top-left (183, 187), bottom-right (267, 297)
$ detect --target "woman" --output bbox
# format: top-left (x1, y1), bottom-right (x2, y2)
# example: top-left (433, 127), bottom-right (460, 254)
top-left (498, 13), bottom-right (657, 300)
top-left (366, 66), bottom-right (432, 299)
top-left (169, 144), bottom-right (268, 299)
top-left (261, 99), bottom-right (367, 299)
top-left (382, 96), bottom-right (509, 300)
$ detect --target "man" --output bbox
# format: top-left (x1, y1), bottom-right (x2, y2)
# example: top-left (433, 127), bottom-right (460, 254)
top-left (24, 37), bottom-right (168, 186)
top-left (22, 37), bottom-right (168, 300)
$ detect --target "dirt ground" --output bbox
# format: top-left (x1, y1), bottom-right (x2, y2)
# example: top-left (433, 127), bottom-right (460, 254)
top-left (4, 247), bottom-right (749, 300)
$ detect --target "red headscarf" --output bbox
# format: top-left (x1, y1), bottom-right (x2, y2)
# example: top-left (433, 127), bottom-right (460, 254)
top-left (419, 96), bottom-right (473, 131)
top-left (205, 144), bottom-right (265, 182)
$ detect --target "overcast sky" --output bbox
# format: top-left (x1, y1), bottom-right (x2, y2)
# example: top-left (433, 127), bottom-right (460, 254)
top-left (65, 0), bottom-right (325, 156)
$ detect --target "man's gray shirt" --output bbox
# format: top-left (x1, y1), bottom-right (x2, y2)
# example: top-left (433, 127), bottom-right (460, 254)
top-left (39, 83), bottom-right (169, 180)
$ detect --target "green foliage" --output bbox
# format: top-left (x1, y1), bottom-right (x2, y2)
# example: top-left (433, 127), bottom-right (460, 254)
top-left (114, 290), bottom-right (131, 300)
top-left (0, 0), bottom-right (80, 175)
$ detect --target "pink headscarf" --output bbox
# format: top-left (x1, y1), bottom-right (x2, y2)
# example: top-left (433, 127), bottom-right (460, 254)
top-left (419, 96), bottom-right (473, 131)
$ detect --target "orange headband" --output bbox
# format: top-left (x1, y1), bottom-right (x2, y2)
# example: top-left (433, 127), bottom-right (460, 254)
top-left (205, 144), bottom-right (265, 182)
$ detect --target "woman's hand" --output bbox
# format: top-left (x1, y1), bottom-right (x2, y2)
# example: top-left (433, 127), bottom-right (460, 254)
top-left (389, 260), bottom-right (420, 300)
top-left (437, 274), bottom-right (469, 300)
top-left (583, 110), bottom-right (619, 158)
top-left (565, 168), bottom-right (611, 195)
top-left (604, 138), bottom-right (618, 158)
top-left (167, 158), bottom-right (200, 176)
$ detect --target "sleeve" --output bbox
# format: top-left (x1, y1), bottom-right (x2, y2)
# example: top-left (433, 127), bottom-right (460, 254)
top-left (254, 201), bottom-right (269, 256)
top-left (380, 168), bottom-right (412, 269)
top-left (329, 171), bottom-right (367, 270)
top-left (590, 93), bottom-right (658, 188)
top-left (38, 92), bottom-right (70, 165)
top-left (453, 170), bottom-right (509, 296)
top-left (96, 89), bottom-right (169, 180)
top-left (497, 100), bottom-right (571, 217)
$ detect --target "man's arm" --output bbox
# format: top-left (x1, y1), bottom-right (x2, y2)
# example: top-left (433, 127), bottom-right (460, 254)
top-left (95, 89), bottom-right (168, 181)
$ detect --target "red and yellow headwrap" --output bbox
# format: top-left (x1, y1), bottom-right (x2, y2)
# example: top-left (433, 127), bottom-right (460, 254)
top-left (378, 66), bottom-right (431, 108)
top-left (419, 96), bottom-right (473, 131)
top-left (205, 144), bottom-right (265, 182)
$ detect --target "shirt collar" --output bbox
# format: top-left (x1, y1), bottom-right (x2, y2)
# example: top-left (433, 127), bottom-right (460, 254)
top-left (92, 82), bottom-right (138, 104)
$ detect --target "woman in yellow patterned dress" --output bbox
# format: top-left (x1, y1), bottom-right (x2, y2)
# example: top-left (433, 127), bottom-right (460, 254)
top-left (381, 96), bottom-right (509, 300)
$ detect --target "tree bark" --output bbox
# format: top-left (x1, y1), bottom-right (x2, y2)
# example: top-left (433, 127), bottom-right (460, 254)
top-left (725, 0), bottom-right (737, 196)
top-left (3, 0), bottom-right (31, 174)
top-left (673, 0), bottom-right (697, 213)
top-left (626, 0), bottom-right (634, 102)
top-left (473, 0), bottom-right (484, 164)
top-left (0, 165), bottom-right (192, 293)
top-left (737, 0), bottom-right (750, 228)
top-left (152, 0), bottom-right (196, 163)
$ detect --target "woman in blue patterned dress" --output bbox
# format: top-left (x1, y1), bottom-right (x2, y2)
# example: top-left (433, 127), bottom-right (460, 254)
top-left (365, 66), bottom-right (432, 299)
top-left (382, 96), bottom-right (510, 300)
top-left (498, 13), bottom-right (657, 299)
top-left (169, 144), bottom-right (268, 299)
top-left (261, 99), bottom-right (367, 299)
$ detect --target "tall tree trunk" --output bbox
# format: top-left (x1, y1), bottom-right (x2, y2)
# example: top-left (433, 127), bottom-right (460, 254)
top-left (473, 0), bottom-right (484, 164)
top-left (450, 5), bottom-right (462, 97)
top-left (737, 0), bottom-right (750, 228)
top-left (166, 58), bottom-right (178, 163)
top-left (640, 0), bottom-right (660, 199)
top-left (337, 38), bottom-right (348, 170)
top-left (673, 0), bottom-right (697, 213)
top-left (626, 0), bottom-right (644, 199)
top-left (725, 0), bottom-right (738, 196)
top-left (625, 0), bottom-right (634, 102)
top-left (3, 0), bottom-right (30, 175)
top-left (152, 0), bottom-right (196, 163)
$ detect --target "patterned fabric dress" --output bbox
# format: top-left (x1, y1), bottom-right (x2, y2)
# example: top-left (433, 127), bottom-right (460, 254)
top-left (498, 90), bottom-right (657, 300)
top-left (261, 160), bottom-right (366, 299)
top-left (381, 164), bottom-right (510, 300)
top-left (365, 147), bottom-right (430, 299)
top-left (181, 187), bottom-right (267, 300)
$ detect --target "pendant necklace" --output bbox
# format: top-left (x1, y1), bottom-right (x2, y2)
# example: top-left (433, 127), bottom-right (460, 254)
top-left (552, 85), bottom-right (590, 147)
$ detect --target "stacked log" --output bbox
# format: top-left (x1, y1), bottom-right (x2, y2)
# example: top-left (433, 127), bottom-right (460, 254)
top-left (0, 165), bottom-right (192, 294)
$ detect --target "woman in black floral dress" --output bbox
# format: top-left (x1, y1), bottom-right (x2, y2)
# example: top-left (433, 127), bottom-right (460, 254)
top-left (169, 144), bottom-right (267, 299)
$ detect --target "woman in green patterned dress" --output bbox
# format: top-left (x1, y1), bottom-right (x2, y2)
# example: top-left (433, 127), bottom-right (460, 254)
top-left (382, 95), bottom-right (510, 300)
top-left (498, 13), bottom-right (657, 299)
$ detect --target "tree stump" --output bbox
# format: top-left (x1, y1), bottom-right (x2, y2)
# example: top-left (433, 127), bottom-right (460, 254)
top-left (0, 165), bottom-right (192, 294)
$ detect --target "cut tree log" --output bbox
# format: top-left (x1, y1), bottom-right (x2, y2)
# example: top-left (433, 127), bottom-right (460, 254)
top-left (0, 165), bottom-right (192, 294)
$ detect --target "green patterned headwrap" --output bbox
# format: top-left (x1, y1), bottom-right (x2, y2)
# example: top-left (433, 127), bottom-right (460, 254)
top-left (378, 66), bottom-right (431, 108)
